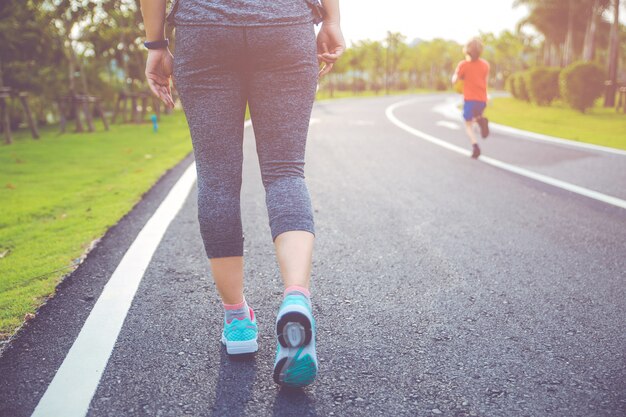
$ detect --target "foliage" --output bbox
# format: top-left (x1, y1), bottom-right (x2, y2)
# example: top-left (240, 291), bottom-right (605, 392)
top-left (323, 30), bottom-right (536, 96)
top-left (559, 61), bottom-right (605, 112)
top-left (526, 67), bottom-right (561, 105)
top-left (514, 0), bottom-right (620, 67)
top-left (515, 71), bottom-right (531, 102)
top-left (505, 74), bottom-right (517, 98)
top-left (0, 0), bottom-right (158, 129)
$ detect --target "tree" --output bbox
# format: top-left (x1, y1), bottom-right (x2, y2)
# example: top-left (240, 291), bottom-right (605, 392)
top-left (604, 0), bottom-right (620, 106)
top-left (384, 32), bottom-right (406, 93)
top-left (0, 0), bottom-right (64, 126)
top-left (515, 0), bottom-right (610, 67)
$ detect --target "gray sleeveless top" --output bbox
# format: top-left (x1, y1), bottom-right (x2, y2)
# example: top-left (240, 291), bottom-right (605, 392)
top-left (166, 0), bottom-right (324, 27)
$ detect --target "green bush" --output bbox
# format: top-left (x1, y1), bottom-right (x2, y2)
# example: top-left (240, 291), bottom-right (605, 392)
top-left (527, 67), bottom-right (561, 105)
top-left (516, 71), bottom-right (530, 102)
top-left (511, 71), bottom-right (530, 101)
top-left (559, 61), bottom-right (605, 113)
top-left (505, 74), bottom-right (517, 98)
top-left (435, 79), bottom-right (447, 91)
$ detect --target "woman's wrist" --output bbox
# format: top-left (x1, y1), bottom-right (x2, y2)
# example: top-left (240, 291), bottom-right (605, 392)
top-left (148, 47), bottom-right (171, 54)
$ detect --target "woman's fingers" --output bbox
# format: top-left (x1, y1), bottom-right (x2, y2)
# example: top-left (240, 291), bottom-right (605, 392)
top-left (321, 52), bottom-right (341, 62)
top-left (319, 62), bottom-right (333, 77)
top-left (147, 79), bottom-right (163, 101)
top-left (148, 77), bottom-right (174, 108)
top-left (317, 42), bottom-right (344, 63)
top-left (159, 85), bottom-right (174, 108)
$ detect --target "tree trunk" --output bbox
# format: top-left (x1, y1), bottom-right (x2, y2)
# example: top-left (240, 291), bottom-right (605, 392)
top-left (18, 93), bottom-right (40, 139)
top-left (604, 0), bottom-right (620, 106)
top-left (120, 33), bottom-right (130, 92)
top-left (0, 56), bottom-right (4, 89)
top-left (543, 40), bottom-right (551, 66)
top-left (0, 96), bottom-right (12, 145)
top-left (76, 53), bottom-right (89, 95)
top-left (67, 39), bottom-right (76, 104)
top-left (563, 0), bottom-right (575, 67)
top-left (550, 43), bottom-right (560, 67)
top-left (583, 0), bottom-right (600, 61)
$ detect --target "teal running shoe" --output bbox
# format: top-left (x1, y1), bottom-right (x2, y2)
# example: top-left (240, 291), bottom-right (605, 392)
top-left (221, 308), bottom-right (258, 355)
top-left (273, 295), bottom-right (318, 387)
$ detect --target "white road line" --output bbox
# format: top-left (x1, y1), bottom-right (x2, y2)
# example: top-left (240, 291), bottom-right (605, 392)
top-left (387, 99), bottom-right (626, 210)
top-left (436, 120), bottom-right (460, 130)
top-left (433, 97), bottom-right (626, 156)
top-left (32, 120), bottom-right (254, 417)
top-left (31, 163), bottom-right (198, 417)
top-left (490, 122), bottom-right (626, 156)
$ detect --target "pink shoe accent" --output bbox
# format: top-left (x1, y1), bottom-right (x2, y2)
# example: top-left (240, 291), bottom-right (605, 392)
top-left (249, 308), bottom-right (255, 321)
top-left (223, 298), bottom-right (246, 310)
top-left (284, 285), bottom-right (311, 298)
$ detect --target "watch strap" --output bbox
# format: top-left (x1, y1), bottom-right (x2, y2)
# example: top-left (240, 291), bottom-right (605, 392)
top-left (144, 39), bottom-right (169, 50)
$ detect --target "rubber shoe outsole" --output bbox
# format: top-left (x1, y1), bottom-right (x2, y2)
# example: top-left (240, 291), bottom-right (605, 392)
top-left (221, 334), bottom-right (258, 355)
top-left (273, 305), bottom-right (318, 387)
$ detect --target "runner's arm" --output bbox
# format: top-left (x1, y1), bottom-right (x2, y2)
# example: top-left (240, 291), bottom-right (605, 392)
top-left (139, 0), bottom-right (167, 42)
top-left (452, 62), bottom-right (463, 83)
top-left (317, 0), bottom-right (345, 76)
top-left (139, 0), bottom-right (175, 109)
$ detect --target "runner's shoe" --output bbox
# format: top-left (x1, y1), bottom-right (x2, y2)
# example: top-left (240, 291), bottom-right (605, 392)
top-left (221, 308), bottom-right (258, 355)
top-left (471, 143), bottom-right (481, 159)
top-left (273, 294), bottom-right (318, 387)
top-left (477, 116), bottom-right (489, 139)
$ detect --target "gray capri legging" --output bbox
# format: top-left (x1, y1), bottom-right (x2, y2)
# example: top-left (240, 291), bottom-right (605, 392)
top-left (173, 23), bottom-right (318, 258)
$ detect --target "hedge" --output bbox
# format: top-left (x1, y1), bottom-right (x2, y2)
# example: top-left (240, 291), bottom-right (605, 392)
top-left (516, 72), bottom-right (531, 102)
top-left (559, 61), bottom-right (605, 113)
top-left (527, 67), bottom-right (561, 105)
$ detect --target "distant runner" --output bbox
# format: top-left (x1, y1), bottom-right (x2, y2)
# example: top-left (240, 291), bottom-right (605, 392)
top-left (452, 38), bottom-right (490, 159)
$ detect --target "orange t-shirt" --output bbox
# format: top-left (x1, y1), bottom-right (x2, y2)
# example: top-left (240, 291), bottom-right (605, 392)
top-left (456, 59), bottom-right (490, 102)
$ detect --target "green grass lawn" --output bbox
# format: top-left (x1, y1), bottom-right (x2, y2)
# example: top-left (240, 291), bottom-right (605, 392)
top-left (0, 113), bottom-right (192, 340)
top-left (488, 97), bottom-right (626, 150)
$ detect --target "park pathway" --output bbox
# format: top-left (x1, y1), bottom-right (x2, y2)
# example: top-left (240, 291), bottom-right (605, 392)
top-left (1, 94), bottom-right (625, 417)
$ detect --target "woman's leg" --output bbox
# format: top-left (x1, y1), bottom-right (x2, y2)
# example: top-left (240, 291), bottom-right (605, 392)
top-left (174, 26), bottom-right (248, 303)
top-left (245, 25), bottom-right (318, 289)
top-left (246, 23), bottom-right (319, 386)
top-left (274, 231), bottom-right (314, 289)
top-left (175, 25), bottom-right (258, 354)
top-left (210, 257), bottom-right (244, 305)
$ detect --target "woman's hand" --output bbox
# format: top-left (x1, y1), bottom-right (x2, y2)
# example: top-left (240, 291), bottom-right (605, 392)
top-left (145, 48), bottom-right (175, 109)
top-left (317, 22), bottom-right (345, 77)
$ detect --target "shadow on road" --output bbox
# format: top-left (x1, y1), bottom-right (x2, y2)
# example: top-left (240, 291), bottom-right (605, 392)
top-left (211, 349), bottom-right (256, 416)
top-left (272, 386), bottom-right (318, 417)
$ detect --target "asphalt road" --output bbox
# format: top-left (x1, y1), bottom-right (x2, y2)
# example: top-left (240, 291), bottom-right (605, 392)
top-left (1, 94), bottom-right (625, 417)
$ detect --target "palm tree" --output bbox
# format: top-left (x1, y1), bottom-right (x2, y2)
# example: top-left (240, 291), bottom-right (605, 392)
top-left (604, 0), bottom-right (620, 106)
top-left (515, 0), bottom-right (608, 66)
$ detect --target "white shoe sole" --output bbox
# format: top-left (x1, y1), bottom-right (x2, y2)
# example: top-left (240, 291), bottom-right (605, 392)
top-left (221, 334), bottom-right (258, 355)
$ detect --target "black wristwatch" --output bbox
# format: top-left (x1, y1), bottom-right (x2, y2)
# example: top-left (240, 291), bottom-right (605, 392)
top-left (144, 39), bottom-right (169, 50)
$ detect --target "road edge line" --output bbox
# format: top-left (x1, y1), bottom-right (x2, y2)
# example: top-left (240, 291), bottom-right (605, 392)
top-left (433, 96), bottom-right (626, 156)
top-left (490, 122), bottom-right (626, 157)
top-left (386, 99), bottom-right (626, 210)
top-left (30, 162), bottom-right (197, 417)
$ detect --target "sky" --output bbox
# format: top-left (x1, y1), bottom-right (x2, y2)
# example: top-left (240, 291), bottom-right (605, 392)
top-left (339, 0), bottom-right (530, 45)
